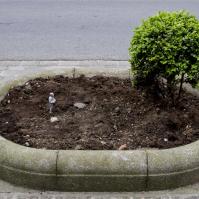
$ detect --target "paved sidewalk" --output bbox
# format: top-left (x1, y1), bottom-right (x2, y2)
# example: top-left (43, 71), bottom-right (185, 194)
top-left (1, 193), bottom-right (199, 199)
top-left (0, 60), bottom-right (130, 95)
top-left (1, 178), bottom-right (199, 198)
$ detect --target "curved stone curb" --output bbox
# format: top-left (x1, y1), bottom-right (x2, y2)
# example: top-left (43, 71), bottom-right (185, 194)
top-left (0, 65), bottom-right (199, 191)
top-left (147, 141), bottom-right (199, 190)
top-left (0, 138), bottom-right (147, 191)
top-left (56, 150), bottom-right (147, 191)
top-left (0, 137), bottom-right (58, 190)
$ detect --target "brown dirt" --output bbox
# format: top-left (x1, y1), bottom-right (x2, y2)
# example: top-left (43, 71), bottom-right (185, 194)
top-left (0, 75), bottom-right (199, 150)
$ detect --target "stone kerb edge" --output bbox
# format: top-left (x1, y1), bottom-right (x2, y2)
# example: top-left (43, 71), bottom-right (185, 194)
top-left (0, 66), bottom-right (199, 191)
top-left (0, 139), bottom-right (148, 191)
top-left (146, 140), bottom-right (199, 190)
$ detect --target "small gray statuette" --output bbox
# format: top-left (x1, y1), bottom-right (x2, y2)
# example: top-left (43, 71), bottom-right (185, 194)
top-left (48, 92), bottom-right (56, 113)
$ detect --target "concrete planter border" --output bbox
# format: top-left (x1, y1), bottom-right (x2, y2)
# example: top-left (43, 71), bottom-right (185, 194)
top-left (0, 63), bottom-right (199, 191)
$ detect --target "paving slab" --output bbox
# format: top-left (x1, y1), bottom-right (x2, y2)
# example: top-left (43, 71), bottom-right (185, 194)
top-left (1, 183), bottom-right (199, 199)
top-left (1, 193), bottom-right (199, 199)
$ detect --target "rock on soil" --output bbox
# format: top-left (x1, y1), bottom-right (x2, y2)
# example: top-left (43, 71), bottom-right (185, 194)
top-left (25, 142), bottom-right (30, 147)
top-left (74, 102), bottom-right (86, 109)
top-left (50, 117), bottom-right (59, 123)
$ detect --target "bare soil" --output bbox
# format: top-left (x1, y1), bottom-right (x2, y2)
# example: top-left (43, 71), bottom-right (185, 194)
top-left (0, 75), bottom-right (199, 150)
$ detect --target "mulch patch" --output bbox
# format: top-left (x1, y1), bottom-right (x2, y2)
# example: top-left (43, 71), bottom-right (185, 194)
top-left (0, 75), bottom-right (199, 150)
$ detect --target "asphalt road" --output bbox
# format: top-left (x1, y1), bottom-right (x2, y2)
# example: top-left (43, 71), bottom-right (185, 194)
top-left (0, 0), bottom-right (199, 61)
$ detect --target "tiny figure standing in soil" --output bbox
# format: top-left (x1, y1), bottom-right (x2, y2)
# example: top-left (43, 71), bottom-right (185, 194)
top-left (48, 92), bottom-right (56, 114)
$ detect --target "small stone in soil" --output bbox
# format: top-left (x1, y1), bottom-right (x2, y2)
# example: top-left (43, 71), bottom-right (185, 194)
top-left (94, 122), bottom-right (104, 128)
top-left (54, 125), bottom-right (59, 129)
top-left (164, 138), bottom-right (168, 142)
top-left (183, 114), bottom-right (188, 118)
top-left (24, 84), bottom-right (32, 94)
top-left (156, 107), bottom-right (161, 114)
top-left (100, 141), bottom-right (106, 145)
top-left (127, 108), bottom-right (131, 113)
top-left (74, 102), bottom-right (86, 109)
top-left (25, 142), bottom-right (30, 147)
top-left (114, 107), bottom-right (120, 112)
top-left (118, 144), bottom-right (127, 150)
top-left (75, 145), bottom-right (82, 150)
top-left (50, 117), bottom-right (59, 123)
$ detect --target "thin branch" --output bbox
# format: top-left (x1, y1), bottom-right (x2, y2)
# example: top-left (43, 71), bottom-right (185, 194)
top-left (177, 73), bottom-right (185, 101)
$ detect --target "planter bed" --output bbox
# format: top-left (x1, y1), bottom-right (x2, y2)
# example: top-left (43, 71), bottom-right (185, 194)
top-left (0, 75), bottom-right (199, 150)
top-left (0, 67), bottom-right (199, 191)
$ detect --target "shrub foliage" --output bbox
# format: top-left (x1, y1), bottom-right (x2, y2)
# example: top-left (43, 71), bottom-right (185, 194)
top-left (129, 10), bottom-right (199, 101)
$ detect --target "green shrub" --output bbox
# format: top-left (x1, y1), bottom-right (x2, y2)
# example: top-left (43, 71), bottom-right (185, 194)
top-left (129, 10), bottom-right (199, 102)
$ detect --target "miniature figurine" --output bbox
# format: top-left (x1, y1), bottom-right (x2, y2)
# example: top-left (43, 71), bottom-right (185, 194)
top-left (48, 92), bottom-right (56, 113)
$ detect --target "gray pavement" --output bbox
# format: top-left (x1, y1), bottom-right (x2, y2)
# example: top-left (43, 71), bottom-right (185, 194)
top-left (1, 179), bottom-right (199, 198)
top-left (0, 0), bottom-right (199, 61)
top-left (0, 61), bottom-right (130, 93)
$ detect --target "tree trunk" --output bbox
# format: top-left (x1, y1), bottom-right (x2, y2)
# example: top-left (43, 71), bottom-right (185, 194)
top-left (167, 81), bottom-right (175, 105)
top-left (177, 73), bottom-right (185, 101)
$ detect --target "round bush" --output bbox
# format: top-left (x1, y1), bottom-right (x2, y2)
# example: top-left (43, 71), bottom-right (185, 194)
top-left (129, 10), bottom-right (199, 97)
